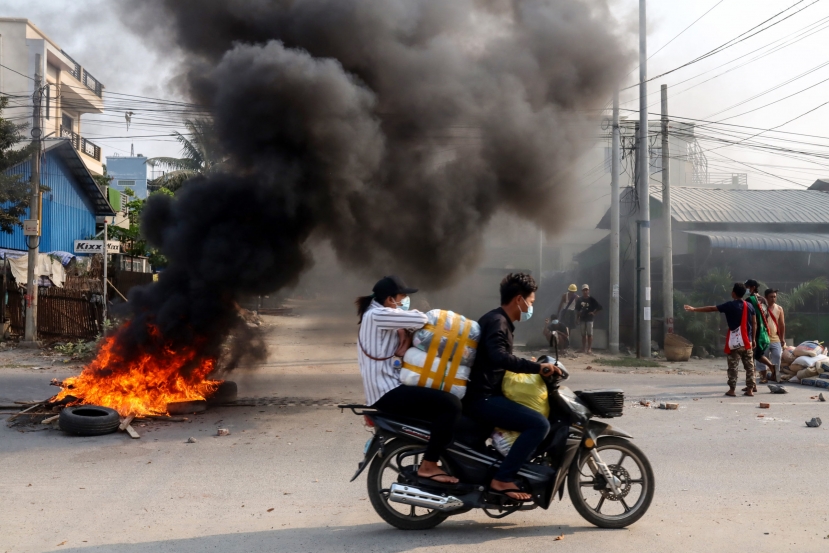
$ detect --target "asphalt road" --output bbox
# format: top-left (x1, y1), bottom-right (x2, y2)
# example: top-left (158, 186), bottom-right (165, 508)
top-left (1, 313), bottom-right (828, 552)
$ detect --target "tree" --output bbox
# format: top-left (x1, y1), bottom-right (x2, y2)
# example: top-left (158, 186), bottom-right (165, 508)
top-left (0, 96), bottom-right (37, 233)
top-left (146, 119), bottom-right (223, 192)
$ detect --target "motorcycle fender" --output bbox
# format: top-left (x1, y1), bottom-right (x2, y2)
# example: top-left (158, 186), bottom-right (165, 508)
top-left (587, 420), bottom-right (633, 440)
top-left (349, 434), bottom-right (382, 482)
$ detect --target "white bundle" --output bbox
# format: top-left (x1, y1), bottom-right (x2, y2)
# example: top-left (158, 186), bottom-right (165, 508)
top-left (412, 309), bottom-right (480, 367)
top-left (400, 347), bottom-right (471, 399)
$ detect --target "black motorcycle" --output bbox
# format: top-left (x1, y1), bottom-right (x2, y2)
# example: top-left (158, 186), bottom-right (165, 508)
top-left (340, 355), bottom-right (654, 530)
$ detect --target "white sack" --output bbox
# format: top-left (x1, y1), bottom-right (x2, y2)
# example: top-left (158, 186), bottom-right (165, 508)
top-left (400, 347), bottom-right (470, 399)
top-left (413, 309), bottom-right (480, 367)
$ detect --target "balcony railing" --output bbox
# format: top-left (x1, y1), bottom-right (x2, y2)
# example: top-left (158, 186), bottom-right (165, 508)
top-left (60, 126), bottom-right (101, 162)
top-left (59, 50), bottom-right (103, 97)
top-left (82, 69), bottom-right (103, 97)
top-left (60, 50), bottom-right (81, 80)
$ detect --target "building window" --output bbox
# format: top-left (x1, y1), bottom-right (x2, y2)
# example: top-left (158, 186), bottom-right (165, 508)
top-left (62, 113), bottom-right (73, 132)
top-left (118, 180), bottom-right (136, 190)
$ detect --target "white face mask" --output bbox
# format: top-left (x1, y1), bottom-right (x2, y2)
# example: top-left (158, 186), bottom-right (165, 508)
top-left (394, 296), bottom-right (411, 311)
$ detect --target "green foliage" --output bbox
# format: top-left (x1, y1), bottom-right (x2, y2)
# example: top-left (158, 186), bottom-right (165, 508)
top-left (107, 188), bottom-right (173, 269)
top-left (54, 339), bottom-right (97, 358)
top-left (146, 119), bottom-right (224, 192)
top-left (0, 96), bottom-right (37, 234)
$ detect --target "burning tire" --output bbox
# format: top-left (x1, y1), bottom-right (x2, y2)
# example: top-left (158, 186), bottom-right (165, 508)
top-left (59, 406), bottom-right (121, 436)
top-left (167, 400), bottom-right (208, 415)
top-left (206, 381), bottom-right (238, 404)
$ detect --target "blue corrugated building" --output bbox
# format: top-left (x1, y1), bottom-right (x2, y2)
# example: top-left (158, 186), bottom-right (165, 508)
top-left (1, 139), bottom-right (115, 252)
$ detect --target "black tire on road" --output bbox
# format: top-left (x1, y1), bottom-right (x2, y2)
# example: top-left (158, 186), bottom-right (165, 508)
top-left (366, 440), bottom-right (449, 531)
top-left (167, 400), bottom-right (208, 415)
top-left (206, 381), bottom-right (238, 404)
top-left (567, 436), bottom-right (655, 529)
top-left (59, 406), bottom-right (121, 436)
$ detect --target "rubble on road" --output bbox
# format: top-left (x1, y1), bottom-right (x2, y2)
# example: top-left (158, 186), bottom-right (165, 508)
top-left (759, 403), bottom-right (770, 409)
top-left (659, 402), bottom-right (678, 410)
top-left (805, 417), bottom-right (822, 428)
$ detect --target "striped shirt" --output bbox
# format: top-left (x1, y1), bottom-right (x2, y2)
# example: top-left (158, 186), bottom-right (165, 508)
top-left (358, 300), bottom-right (428, 406)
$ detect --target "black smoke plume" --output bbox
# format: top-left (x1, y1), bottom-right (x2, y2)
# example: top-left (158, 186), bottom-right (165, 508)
top-left (113, 0), bottom-right (631, 367)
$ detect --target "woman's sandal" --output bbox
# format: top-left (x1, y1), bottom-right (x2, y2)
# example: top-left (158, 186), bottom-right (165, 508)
top-left (487, 484), bottom-right (533, 502)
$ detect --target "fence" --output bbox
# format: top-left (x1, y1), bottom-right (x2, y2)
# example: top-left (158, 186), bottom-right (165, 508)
top-left (6, 286), bottom-right (104, 342)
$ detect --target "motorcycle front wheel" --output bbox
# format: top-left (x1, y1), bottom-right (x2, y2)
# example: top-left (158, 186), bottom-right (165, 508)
top-left (567, 436), bottom-right (654, 529)
top-left (366, 440), bottom-right (450, 530)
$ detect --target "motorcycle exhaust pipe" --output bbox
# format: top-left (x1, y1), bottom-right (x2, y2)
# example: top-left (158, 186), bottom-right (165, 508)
top-left (388, 483), bottom-right (465, 512)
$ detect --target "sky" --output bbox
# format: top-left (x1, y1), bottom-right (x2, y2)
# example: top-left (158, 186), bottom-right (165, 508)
top-left (3, 0), bottom-right (829, 189)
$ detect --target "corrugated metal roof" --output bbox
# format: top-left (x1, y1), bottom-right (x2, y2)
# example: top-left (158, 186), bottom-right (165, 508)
top-left (686, 231), bottom-right (829, 253)
top-left (650, 187), bottom-right (829, 224)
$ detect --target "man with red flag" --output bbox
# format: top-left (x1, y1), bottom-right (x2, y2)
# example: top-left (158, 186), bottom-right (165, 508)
top-left (684, 282), bottom-right (757, 397)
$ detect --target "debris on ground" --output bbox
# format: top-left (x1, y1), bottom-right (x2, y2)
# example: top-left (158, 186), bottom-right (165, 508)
top-left (820, 393), bottom-right (826, 402)
top-left (767, 384), bottom-right (788, 394)
top-left (639, 400), bottom-right (651, 407)
top-left (186, 436), bottom-right (197, 443)
top-left (759, 403), bottom-right (770, 409)
top-left (659, 402), bottom-right (678, 410)
top-left (805, 417), bottom-right (822, 428)
top-left (217, 428), bottom-right (230, 436)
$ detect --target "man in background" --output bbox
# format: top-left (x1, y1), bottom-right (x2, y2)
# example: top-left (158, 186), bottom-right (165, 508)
top-left (764, 288), bottom-right (786, 382)
top-left (557, 284), bottom-right (579, 331)
top-left (576, 284), bottom-right (602, 354)
top-left (745, 279), bottom-right (774, 386)
top-left (684, 282), bottom-right (756, 397)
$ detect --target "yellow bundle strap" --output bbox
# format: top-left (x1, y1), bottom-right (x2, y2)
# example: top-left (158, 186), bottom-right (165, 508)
top-left (443, 321), bottom-right (473, 393)
top-left (403, 311), bottom-right (475, 393)
top-left (422, 322), bottom-right (478, 350)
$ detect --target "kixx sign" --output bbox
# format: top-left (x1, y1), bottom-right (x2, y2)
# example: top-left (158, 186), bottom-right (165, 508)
top-left (74, 240), bottom-right (121, 254)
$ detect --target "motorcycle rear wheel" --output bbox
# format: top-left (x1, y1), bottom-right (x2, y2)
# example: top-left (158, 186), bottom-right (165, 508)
top-left (366, 440), bottom-right (450, 530)
top-left (567, 436), bottom-right (654, 529)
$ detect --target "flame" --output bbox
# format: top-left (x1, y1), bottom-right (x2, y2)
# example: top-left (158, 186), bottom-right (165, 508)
top-left (53, 324), bottom-right (221, 417)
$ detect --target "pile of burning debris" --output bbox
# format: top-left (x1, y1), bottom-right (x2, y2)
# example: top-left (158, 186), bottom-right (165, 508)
top-left (5, 379), bottom-right (238, 438)
top-left (4, 323), bottom-right (243, 437)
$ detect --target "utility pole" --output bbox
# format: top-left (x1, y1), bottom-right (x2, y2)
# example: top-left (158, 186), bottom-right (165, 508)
top-left (609, 90), bottom-right (620, 354)
top-left (661, 84), bottom-right (674, 341)
top-left (537, 230), bottom-right (543, 284)
top-left (24, 54), bottom-right (43, 343)
top-left (637, 0), bottom-right (652, 358)
top-left (103, 219), bottom-right (108, 322)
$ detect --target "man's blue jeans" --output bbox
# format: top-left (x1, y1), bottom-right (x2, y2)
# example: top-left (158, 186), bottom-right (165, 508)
top-left (466, 395), bottom-right (550, 482)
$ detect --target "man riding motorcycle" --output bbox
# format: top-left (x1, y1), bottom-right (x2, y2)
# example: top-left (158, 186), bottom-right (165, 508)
top-left (463, 272), bottom-right (561, 501)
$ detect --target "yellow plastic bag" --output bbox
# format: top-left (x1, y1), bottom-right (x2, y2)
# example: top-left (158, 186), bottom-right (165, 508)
top-left (491, 372), bottom-right (550, 456)
top-left (502, 371), bottom-right (549, 418)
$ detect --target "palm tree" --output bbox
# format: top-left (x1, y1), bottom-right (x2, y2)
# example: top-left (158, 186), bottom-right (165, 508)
top-left (147, 119), bottom-right (224, 191)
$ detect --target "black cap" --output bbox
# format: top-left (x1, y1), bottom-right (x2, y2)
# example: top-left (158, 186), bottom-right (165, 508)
top-left (372, 275), bottom-right (418, 299)
top-left (744, 279), bottom-right (759, 288)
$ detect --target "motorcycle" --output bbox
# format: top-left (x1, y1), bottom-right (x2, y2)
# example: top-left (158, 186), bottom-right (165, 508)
top-left (340, 355), bottom-right (654, 530)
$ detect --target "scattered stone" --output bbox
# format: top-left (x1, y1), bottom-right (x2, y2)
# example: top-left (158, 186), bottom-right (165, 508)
top-left (186, 437), bottom-right (197, 443)
top-left (585, 365), bottom-right (592, 370)
top-left (639, 400), bottom-right (651, 407)
top-left (759, 403), bottom-right (770, 409)
top-left (659, 402), bottom-right (678, 410)
top-left (217, 428), bottom-right (230, 436)
top-left (757, 414), bottom-right (764, 418)
top-left (805, 417), bottom-right (822, 428)
top-left (820, 393), bottom-right (826, 402)
top-left (767, 384), bottom-right (788, 394)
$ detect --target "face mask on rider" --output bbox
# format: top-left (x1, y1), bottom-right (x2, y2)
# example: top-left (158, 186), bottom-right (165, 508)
top-left (519, 296), bottom-right (533, 322)
top-left (394, 296), bottom-right (411, 311)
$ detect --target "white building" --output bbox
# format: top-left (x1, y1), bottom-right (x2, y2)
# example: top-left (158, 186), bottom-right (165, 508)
top-left (0, 18), bottom-right (104, 175)
top-left (106, 154), bottom-right (149, 199)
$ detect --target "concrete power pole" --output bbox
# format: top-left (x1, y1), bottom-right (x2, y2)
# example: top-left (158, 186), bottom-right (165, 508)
top-left (24, 54), bottom-right (43, 343)
top-left (609, 90), bottom-right (621, 354)
top-left (661, 84), bottom-right (674, 341)
top-left (637, 0), bottom-right (652, 358)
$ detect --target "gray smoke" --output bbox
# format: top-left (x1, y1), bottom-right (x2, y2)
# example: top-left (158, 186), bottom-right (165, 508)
top-left (103, 0), bottom-right (631, 368)
top-left (125, 0), bottom-right (631, 286)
